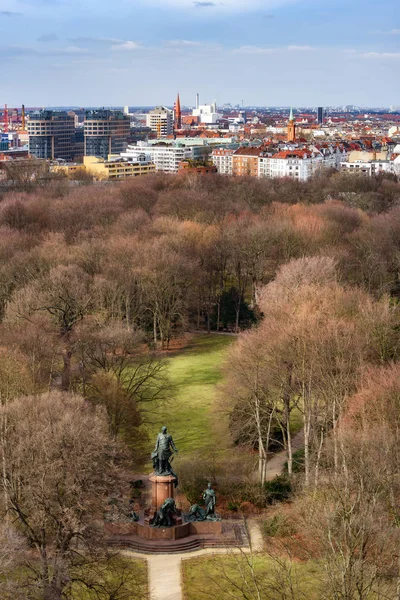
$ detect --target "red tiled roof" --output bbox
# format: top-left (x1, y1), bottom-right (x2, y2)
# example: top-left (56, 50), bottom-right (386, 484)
top-left (233, 147), bottom-right (263, 157)
top-left (271, 149), bottom-right (313, 159)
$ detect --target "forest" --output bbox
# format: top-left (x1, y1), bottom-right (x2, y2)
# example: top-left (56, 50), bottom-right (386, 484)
top-left (0, 168), bottom-right (399, 599)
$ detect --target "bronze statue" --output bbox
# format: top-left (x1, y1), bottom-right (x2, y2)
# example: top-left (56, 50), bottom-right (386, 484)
top-left (150, 497), bottom-right (178, 528)
top-left (203, 482), bottom-right (217, 517)
top-left (186, 504), bottom-right (206, 522)
top-left (151, 426), bottom-right (178, 480)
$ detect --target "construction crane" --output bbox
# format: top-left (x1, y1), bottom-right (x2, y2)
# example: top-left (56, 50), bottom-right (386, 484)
top-left (4, 104), bottom-right (9, 133)
top-left (3, 105), bottom-right (26, 132)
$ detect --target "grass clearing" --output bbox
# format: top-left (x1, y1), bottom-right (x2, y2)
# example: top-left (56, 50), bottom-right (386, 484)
top-left (182, 554), bottom-right (323, 600)
top-left (70, 556), bottom-right (148, 600)
top-left (149, 334), bottom-right (234, 457)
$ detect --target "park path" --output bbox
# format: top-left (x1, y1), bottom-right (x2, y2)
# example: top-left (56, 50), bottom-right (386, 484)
top-left (265, 429), bottom-right (304, 481)
top-left (147, 553), bottom-right (183, 600)
top-left (122, 519), bottom-right (264, 600)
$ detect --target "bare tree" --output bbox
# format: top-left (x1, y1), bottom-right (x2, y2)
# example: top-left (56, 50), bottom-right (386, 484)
top-left (0, 391), bottom-right (118, 600)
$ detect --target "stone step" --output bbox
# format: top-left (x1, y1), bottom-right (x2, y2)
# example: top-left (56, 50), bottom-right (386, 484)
top-left (109, 537), bottom-right (201, 554)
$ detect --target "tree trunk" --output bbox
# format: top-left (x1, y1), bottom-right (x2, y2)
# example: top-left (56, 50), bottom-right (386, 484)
top-left (235, 300), bottom-right (241, 334)
top-left (153, 313), bottom-right (157, 346)
top-left (283, 386), bottom-right (293, 477)
top-left (61, 349), bottom-right (72, 391)
top-left (303, 412), bottom-right (311, 488)
top-left (314, 427), bottom-right (324, 490)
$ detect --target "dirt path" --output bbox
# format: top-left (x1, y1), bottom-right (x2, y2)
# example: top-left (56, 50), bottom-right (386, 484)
top-left (265, 429), bottom-right (304, 481)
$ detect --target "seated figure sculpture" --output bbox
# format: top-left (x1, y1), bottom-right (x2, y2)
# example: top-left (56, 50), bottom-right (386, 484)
top-left (150, 497), bottom-right (178, 528)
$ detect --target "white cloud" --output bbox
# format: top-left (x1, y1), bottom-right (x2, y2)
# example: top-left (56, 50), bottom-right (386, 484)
top-left (165, 39), bottom-right (203, 46)
top-left (144, 0), bottom-right (290, 11)
top-left (63, 45), bottom-right (88, 54)
top-left (361, 51), bottom-right (400, 59)
top-left (232, 44), bottom-right (316, 54)
top-left (287, 45), bottom-right (315, 51)
top-left (373, 28), bottom-right (400, 35)
top-left (232, 45), bottom-right (277, 54)
top-left (111, 40), bottom-right (141, 51)
top-left (70, 36), bottom-right (124, 44)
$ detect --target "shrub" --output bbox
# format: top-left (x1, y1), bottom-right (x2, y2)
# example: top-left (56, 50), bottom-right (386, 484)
top-left (263, 475), bottom-right (292, 504)
top-left (263, 514), bottom-right (297, 537)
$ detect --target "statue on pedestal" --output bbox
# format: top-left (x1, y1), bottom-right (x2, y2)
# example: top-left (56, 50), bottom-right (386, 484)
top-left (203, 482), bottom-right (217, 517)
top-left (186, 482), bottom-right (221, 522)
top-left (150, 497), bottom-right (178, 528)
top-left (151, 426), bottom-right (178, 483)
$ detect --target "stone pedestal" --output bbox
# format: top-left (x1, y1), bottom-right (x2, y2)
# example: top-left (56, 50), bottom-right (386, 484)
top-left (149, 474), bottom-right (177, 513)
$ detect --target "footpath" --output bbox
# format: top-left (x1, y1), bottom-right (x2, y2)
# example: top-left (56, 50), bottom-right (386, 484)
top-left (123, 518), bottom-right (264, 600)
top-left (123, 438), bottom-right (303, 599)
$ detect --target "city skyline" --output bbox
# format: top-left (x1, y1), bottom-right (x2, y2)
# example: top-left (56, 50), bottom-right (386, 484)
top-left (0, 0), bottom-right (399, 106)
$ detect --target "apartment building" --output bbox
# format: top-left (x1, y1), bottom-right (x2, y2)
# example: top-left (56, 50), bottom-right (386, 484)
top-left (121, 143), bottom-right (194, 173)
top-left (211, 148), bottom-right (234, 175)
top-left (232, 147), bottom-right (262, 177)
top-left (146, 107), bottom-right (173, 138)
top-left (267, 150), bottom-right (324, 181)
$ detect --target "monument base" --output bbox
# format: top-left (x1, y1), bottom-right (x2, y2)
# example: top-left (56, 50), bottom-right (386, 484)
top-left (149, 474), bottom-right (177, 514)
top-left (105, 519), bottom-right (245, 553)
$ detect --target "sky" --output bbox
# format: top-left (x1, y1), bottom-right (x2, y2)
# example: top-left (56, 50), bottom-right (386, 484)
top-left (0, 0), bottom-right (399, 107)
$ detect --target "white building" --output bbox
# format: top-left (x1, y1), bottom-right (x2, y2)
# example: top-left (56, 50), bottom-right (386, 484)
top-left (192, 95), bottom-right (222, 124)
top-left (260, 150), bottom-right (325, 181)
top-left (211, 148), bottom-right (234, 175)
top-left (146, 106), bottom-right (173, 137)
top-left (341, 159), bottom-right (398, 177)
top-left (121, 142), bottom-right (194, 173)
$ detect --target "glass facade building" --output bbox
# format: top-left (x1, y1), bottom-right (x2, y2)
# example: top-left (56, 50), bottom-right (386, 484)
top-left (27, 110), bottom-right (75, 160)
top-left (84, 109), bottom-right (130, 159)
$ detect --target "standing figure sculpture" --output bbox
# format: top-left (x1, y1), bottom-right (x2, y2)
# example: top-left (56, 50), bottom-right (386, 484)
top-left (151, 426), bottom-right (178, 480)
top-left (203, 482), bottom-right (217, 518)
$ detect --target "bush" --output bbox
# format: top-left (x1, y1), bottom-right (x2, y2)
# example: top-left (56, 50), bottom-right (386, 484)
top-left (262, 513), bottom-right (297, 537)
top-left (263, 475), bottom-right (292, 504)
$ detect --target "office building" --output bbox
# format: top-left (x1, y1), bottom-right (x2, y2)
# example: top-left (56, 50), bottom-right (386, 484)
top-left (146, 107), bottom-right (173, 138)
top-left (84, 109), bottom-right (130, 159)
top-left (317, 107), bottom-right (324, 125)
top-left (28, 110), bottom-right (75, 160)
top-left (122, 142), bottom-right (194, 172)
top-left (83, 155), bottom-right (156, 180)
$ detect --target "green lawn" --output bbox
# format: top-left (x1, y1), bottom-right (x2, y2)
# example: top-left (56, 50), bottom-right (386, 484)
top-left (182, 554), bottom-right (323, 600)
top-left (70, 556), bottom-right (148, 600)
top-left (2, 557), bottom-right (148, 600)
top-left (149, 334), bottom-right (234, 457)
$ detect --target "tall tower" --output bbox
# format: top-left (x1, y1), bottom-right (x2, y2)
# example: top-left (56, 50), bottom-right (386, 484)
top-left (287, 107), bottom-right (296, 142)
top-left (174, 93), bottom-right (181, 130)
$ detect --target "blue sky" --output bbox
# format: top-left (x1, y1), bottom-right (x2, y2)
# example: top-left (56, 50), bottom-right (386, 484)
top-left (0, 0), bottom-right (399, 107)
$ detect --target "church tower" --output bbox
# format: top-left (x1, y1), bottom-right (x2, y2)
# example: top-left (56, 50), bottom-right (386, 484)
top-left (287, 107), bottom-right (296, 142)
top-left (174, 93), bottom-right (181, 130)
